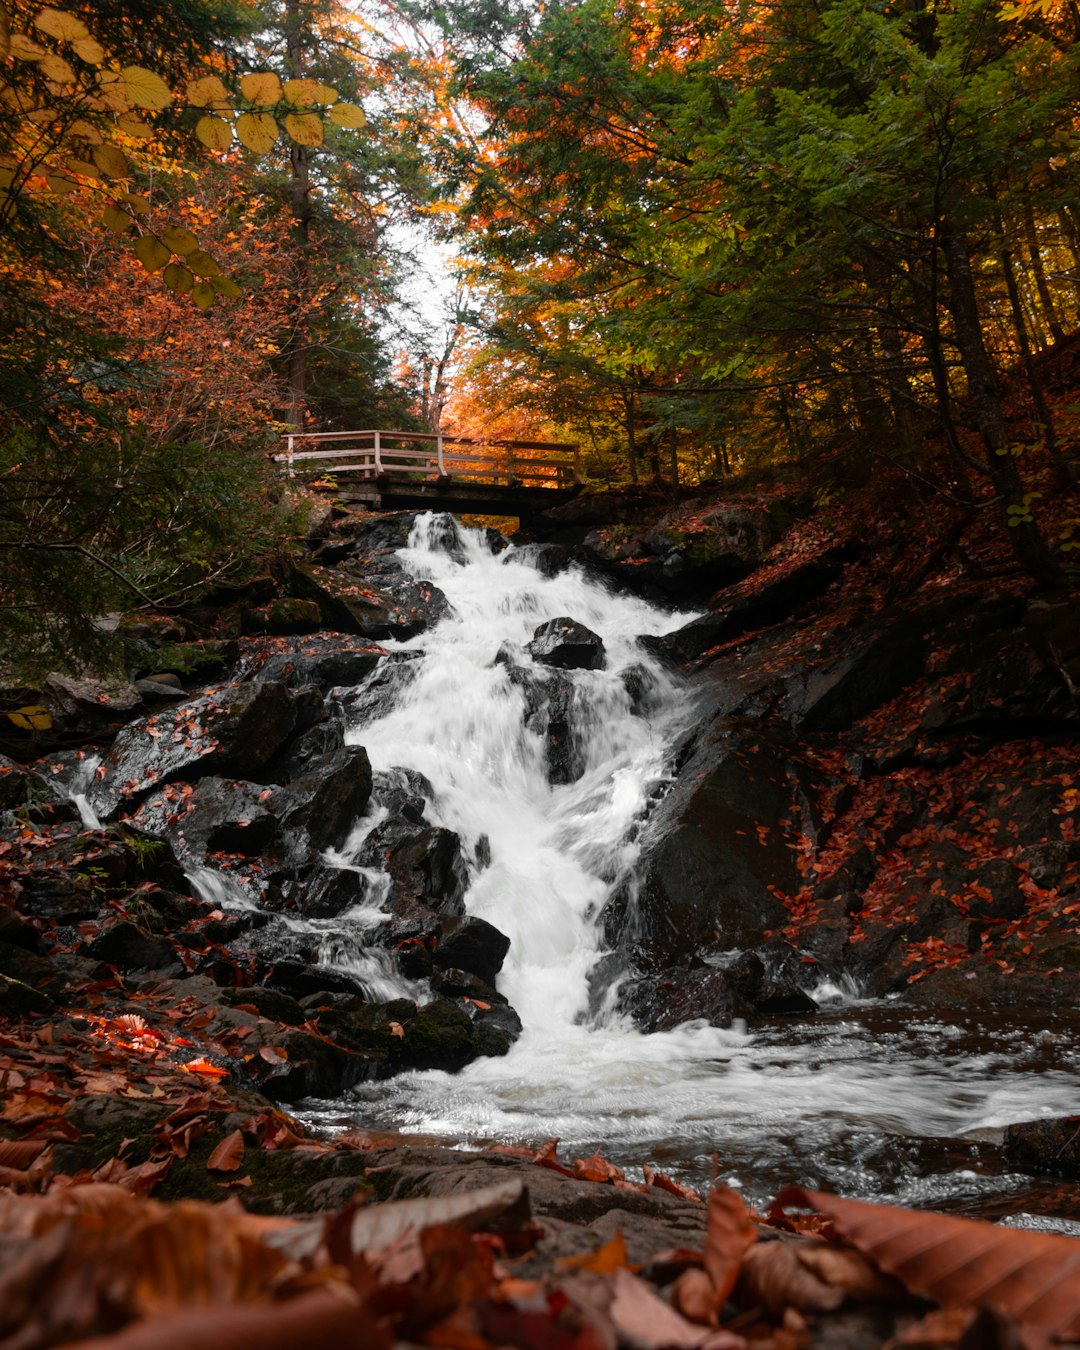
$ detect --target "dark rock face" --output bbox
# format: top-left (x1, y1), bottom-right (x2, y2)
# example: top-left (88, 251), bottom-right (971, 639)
top-left (433, 915), bottom-right (511, 987)
top-left (89, 680), bottom-right (300, 818)
top-left (359, 819), bottom-right (469, 919)
top-left (255, 637), bottom-right (384, 692)
top-left (1004, 1116), bottom-right (1080, 1179)
top-left (504, 665), bottom-right (583, 786)
top-left (615, 965), bottom-right (752, 1033)
top-left (0, 755), bottom-right (57, 812)
top-left (610, 740), bottom-right (797, 973)
top-left (527, 617), bottom-right (606, 671)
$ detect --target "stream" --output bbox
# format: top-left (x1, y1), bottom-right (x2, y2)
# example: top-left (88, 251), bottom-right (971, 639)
top-left (254, 514), bottom-right (1079, 1215)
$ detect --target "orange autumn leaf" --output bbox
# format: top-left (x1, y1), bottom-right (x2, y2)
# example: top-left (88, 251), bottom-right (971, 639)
top-left (206, 1130), bottom-right (245, 1173)
top-left (557, 1228), bottom-right (629, 1274)
top-left (182, 1058), bottom-right (228, 1079)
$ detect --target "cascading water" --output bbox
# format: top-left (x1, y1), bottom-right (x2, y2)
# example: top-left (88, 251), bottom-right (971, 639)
top-left (291, 514), bottom-right (1080, 1210)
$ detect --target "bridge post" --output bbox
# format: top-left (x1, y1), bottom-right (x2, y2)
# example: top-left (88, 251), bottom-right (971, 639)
top-left (374, 429), bottom-right (383, 475)
top-left (436, 433), bottom-right (445, 477)
top-left (286, 434), bottom-right (295, 479)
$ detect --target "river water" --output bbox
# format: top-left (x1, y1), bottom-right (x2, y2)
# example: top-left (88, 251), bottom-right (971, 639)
top-left (295, 515), bottom-right (1080, 1215)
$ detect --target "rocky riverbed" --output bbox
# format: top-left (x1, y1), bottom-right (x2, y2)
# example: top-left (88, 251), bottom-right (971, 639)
top-left (2, 486), bottom-right (1079, 1233)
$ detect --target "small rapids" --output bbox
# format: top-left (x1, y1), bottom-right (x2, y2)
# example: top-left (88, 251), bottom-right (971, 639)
top-left (276, 514), bottom-right (1077, 1208)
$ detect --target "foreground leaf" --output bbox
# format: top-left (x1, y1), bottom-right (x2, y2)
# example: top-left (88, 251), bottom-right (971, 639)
top-left (775, 1186), bottom-right (1080, 1338)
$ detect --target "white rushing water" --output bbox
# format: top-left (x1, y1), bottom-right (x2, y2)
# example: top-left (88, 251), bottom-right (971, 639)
top-left (300, 515), bottom-right (1080, 1206)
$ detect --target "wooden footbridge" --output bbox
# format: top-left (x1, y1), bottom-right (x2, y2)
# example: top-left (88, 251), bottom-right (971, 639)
top-left (275, 429), bottom-right (582, 516)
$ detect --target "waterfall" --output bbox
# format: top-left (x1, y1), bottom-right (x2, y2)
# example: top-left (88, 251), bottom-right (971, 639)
top-left (298, 514), bottom-right (1080, 1204)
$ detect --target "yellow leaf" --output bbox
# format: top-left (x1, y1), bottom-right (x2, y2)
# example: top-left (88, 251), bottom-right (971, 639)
top-left (310, 83), bottom-right (339, 105)
top-left (284, 112), bottom-right (323, 147)
top-left (328, 102), bottom-right (365, 130)
top-left (7, 706), bottom-right (52, 731)
top-left (235, 111), bottom-right (277, 154)
top-left (9, 32), bottom-right (45, 60)
top-left (160, 224), bottom-right (198, 255)
top-left (38, 52), bottom-right (75, 82)
top-left (116, 113), bottom-right (153, 139)
top-left (283, 78), bottom-right (320, 106)
top-left (122, 65), bottom-right (171, 112)
top-left (72, 36), bottom-right (105, 64)
top-left (44, 172), bottom-right (76, 193)
top-left (134, 233), bottom-right (170, 273)
top-left (186, 74), bottom-right (230, 109)
top-left (195, 115), bottom-right (233, 151)
top-left (102, 202), bottom-right (132, 232)
top-left (210, 275), bottom-right (241, 298)
top-left (68, 118), bottom-right (103, 144)
top-left (92, 144), bottom-right (130, 178)
top-left (124, 192), bottom-right (151, 214)
top-left (33, 7), bottom-right (89, 41)
top-left (95, 69), bottom-right (133, 112)
top-left (239, 71), bottom-right (281, 105)
top-left (163, 261), bottom-right (194, 295)
top-left (185, 248), bottom-right (220, 277)
top-left (191, 280), bottom-right (215, 309)
top-left (63, 155), bottom-right (100, 180)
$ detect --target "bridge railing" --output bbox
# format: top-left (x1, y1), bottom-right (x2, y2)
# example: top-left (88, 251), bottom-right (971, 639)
top-left (273, 429), bottom-right (581, 489)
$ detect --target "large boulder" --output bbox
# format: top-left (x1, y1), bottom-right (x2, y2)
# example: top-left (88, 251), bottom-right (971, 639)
top-left (88, 680), bottom-right (300, 818)
top-left (432, 915), bottom-right (511, 987)
top-left (607, 739), bottom-right (798, 971)
top-left (358, 818), bottom-right (470, 919)
top-left (527, 617), bottom-right (606, 671)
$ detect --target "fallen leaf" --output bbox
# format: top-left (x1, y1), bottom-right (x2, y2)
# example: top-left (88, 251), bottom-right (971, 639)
top-left (206, 1130), bottom-right (245, 1173)
top-left (704, 1185), bottom-right (758, 1309)
top-left (609, 1268), bottom-right (746, 1349)
top-left (387, 1022), bottom-right (405, 1039)
top-left (558, 1229), bottom-right (629, 1274)
top-left (775, 1186), bottom-right (1080, 1337)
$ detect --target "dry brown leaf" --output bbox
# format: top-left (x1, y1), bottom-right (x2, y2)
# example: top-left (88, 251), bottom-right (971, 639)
top-left (206, 1130), bottom-right (245, 1173)
top-left (643, 1163), bottom-right (704, 1202)
top-left (572, 1151), bottom-right (624, 1183)
top-left (57, 1288), bottom-right (383, 1350)
top-left (673, 1266), bottom-right (719, 1324)
top-left (775, 1186), bottom-right (1080, 1339)
top-left (736, 1242), bottom-right (846, 1318)
top-left (609, 1268), bottom-right (746, 1349)
top-left (705, 1185), bottom-right (758, 1310)
top-left (0, 1140), bottom-right (49, 1170)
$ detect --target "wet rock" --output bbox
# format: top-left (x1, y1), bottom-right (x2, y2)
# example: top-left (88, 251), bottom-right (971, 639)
top-left (262, 960), bottom-right (365, 1002)
top-left (359, 818), bottom-right (469, 918)
top-left (256, 637), bottom-right (384, 691)
top-left (251, 1027), bottom-right (371, 1101)
top-left (728, 944), bottom-right (820, 1016)
top-left (286, 558), bottom-right (448, 640)
top-left (504, 665), bottom-right (583, 785)
top-left (372, 767), bottom-right (432, 824)
top-left (609, 741), bottom-right (796, 970)
top-left (0, 905), bottom-right (41, 952)
top-left (266, 716), bottom-right (348, 782)
top-left (132, 778), bottom-right (280, 862)
top-left (134, 678), bottom-right (187, 702)
top-left (1016, 841), bottom-right (1071, 886)
top-left (43, 673), bottom-right (143, 730)
top-left (296, 865), bottom-right (375, 919)
top-left (616, 964), bottom-right (751, 1032)
top-left (219, 985), bottom-right (307, 1026)
top-left (0, 755), bottom-right (57, 811)
top-left (0, 941), bottom-right (65, 995)
top-left (319, 996), bottom-right (480, 1075)
top-left (620, 663), bottom-right (664, 717)
top-left (527, 617), bottom-right (606, 671)
top-left (89, 680), bottom-right (300, 818)
top-left (17, 873), bottom-right (101, 923)
top-left (87, 921), bottom-right (181, 974)
top-left (966, 858), bottom-right (1026, 923)
top-left (244, 597), bottom-right (323, 636)
top-left (432, 915), bottom-right (511, 986)
top-left (659, 554), bottom-right (847, 663)
top-left (277, 746), bottom-right (373, 855)
top-left (1004, 1116), bottom-right (1080, 1179)
top-left (332, 651), bottom-right (422, 729)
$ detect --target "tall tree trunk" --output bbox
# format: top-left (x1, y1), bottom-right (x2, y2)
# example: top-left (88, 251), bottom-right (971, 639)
top-left (668, 427), bottom-right (680, 490)
top-left (941, 220), bottom-right (1064, 586)
top-left (996, 223), bottom-right (1068, 486)
top-left (1023, 203), bottom-right (1066, 345)
top-left (623, 389), bottom-right (639, 484)
top-left (284, 0), bottom-right (312, 433)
